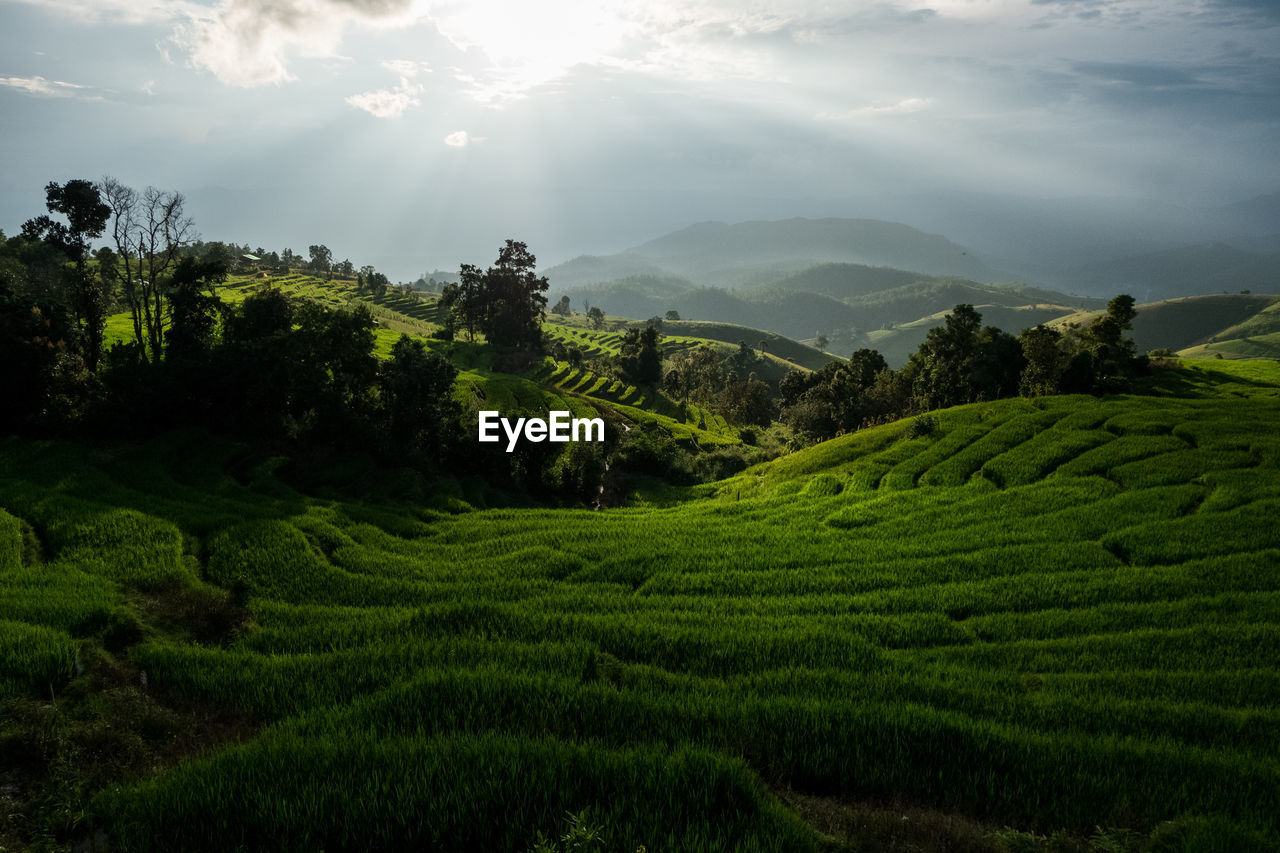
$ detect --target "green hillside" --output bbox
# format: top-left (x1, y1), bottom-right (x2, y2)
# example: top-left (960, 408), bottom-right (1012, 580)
top-left (658, 320), bottom-right (839, 371)
top-left (552, 269), bottom-right (1093, 355)
top-left (1178, 331), bottom-right (1280, 360)
top-left (866, 303), bottom-right (1076, 366)
top-left (1051, 293), bottom-right (1280, 354)
top-left (2, 360), bottom-right (1278, 850)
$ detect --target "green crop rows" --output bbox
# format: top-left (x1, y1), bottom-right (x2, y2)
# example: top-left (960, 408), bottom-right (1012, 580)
top-left (1, 360), bottom-right (1278, 850)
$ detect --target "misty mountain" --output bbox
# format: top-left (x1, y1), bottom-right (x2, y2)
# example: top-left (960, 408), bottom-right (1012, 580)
top-left (546, 217), bottom-right (997, 289)
top-left (842, 190), bottom-right (1280, 278)
top-left (558, 266), bottom-right (1095, 358)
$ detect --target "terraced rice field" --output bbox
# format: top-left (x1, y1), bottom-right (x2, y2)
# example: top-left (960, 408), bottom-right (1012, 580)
top-left (1, 360), bottom-right (1278, 850)
top-left (537, 360), bottom-right (739, 445)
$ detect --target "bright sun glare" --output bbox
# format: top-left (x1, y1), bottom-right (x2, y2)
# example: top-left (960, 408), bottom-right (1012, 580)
top-left (429, 0), bottom-right (631, 94)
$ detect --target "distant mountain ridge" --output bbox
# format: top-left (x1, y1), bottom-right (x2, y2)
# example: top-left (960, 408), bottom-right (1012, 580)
top-left (546, 217), bottom-right (998, 289)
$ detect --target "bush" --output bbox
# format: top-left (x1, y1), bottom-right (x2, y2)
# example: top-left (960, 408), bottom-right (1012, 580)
top-left (908, 414), bottom-right (939, 439)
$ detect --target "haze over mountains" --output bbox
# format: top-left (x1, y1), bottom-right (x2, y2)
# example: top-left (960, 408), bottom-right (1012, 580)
top-left (544, 190), bottom-right (1280, 297)
top-left (530, 192), bottom-right (1280, 366)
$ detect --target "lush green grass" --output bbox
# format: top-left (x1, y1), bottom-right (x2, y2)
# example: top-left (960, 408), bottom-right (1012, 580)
top-left (1179, 333), bottom-right (1280, 360)
top-left (2, 361), bottom-right (1279, 850)
top-left (1053, 293), bottom-right (1280, 355)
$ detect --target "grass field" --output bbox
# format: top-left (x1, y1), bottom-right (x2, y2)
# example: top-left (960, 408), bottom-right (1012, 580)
top-left (1, 359), bottom-right (1278, 851)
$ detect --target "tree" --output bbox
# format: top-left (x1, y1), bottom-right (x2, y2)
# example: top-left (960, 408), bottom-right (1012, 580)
top-left (378, 334), bottom-right (459, 459)
top-left (665, 344), bottom-right (725, 403)
top-left (1018, 324), bottom-right (1066, 396)
top-left (1084, 294), bottom-right (1140, 391)
top-left (166, 255), bottom-right (228, 362)
top-left (22, 179), bottom-right (111, 371)
top-left (436, 282), bottom-right (460, 340)
top-left (358, 265), bottom-right (389, 297)
top-left (618, 325), bottom-right (663, 386)
top-left (454, 263), bottom-right (485, 341)
top-left (477, 240), bottom-right (548, 351)
top-left (971, 326), bottom-right (1024, 402)
top-left (308, 244), bottom-right (333, 274)
top-left (905, 304), bottom-right (983, 409)
top-left (99, 177), bottom-right (197, 363)
top-left (847, 348), bottom-right (887, 388)
top-left (716, 379), bottom-right (772, 427)
top-left (587, 306), bottom-right (606, 330)
top-left (0, 230), bottom-right (86, 429)
top-left (550, 295), bottom-right (571, 316)
top-left (815, 334), bottom-right (828, 352)
top-left (727, 341), bottom-right (762, 381)
top-left (665, 310), bottom-right (680, 321)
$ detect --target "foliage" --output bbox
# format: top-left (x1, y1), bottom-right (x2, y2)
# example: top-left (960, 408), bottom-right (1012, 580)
top-left (617, 325), bottom-right (663, 387)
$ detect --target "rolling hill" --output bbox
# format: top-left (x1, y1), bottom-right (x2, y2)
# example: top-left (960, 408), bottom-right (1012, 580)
top-left (2, 359), bottom-right (1278, 850)
top-left (1050, 293), bottom-right (1280, 355)
top-left (554, 268), bottom-right (1096, 362)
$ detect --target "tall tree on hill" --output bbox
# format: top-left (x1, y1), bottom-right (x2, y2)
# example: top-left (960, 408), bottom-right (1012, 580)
top-left (1085, 294), bottom-right (1140, 391)
top-left (378, 335), bottom-right (460, 461)
top-left (716, 378), bottom-right (773, 427)
top-left (619, 325), bottom-right (663, 386)
top-left (0, 230), bottom-right (82, 429)
top-left (476, 240), bottom-right (549, 351)
top-left (1018, 324), bottom-right (1067, 396)
top-left (21, 179), bottom-right (111, 371)
top-left (905, 303), bottom-right (983, 409)
top-left (166, 255), bottom-right (229, 363)
top-left (665, 344), bottom-right (726, 403)
top-left (455, 263), bottom-right (486, 341)
top-left (727, 341), bottom-right (762, 381)
top-left (99, 177), bottom-right (196, 363)
top-left (358, 265), bottom-right (389, 297)
top-left (308, 244), bottom-right (333, 275)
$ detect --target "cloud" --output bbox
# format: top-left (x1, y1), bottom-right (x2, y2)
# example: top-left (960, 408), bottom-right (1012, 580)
top-left (380, 59), bottom-right (431, 77)
top-left (822, 97), bottom-right (936, 120)
top-left (0, 75), bottom-right (99, 99)
top-left (443, 129), bottom-right (475, 147)
top-left (1205, 0), bottom-right (1280, 23)
top-left (346, 76), bottom-right (423, 117)
top-left (171, 0), bottom-right (419, 87)
top-left (1071, 61), bottom-right (1203, 89)
top-left (6, 0), bottom-right (202, 25)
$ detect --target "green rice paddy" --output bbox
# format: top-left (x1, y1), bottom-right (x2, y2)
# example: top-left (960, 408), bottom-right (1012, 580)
top-left (1, 359), bottom-right (1278, 850)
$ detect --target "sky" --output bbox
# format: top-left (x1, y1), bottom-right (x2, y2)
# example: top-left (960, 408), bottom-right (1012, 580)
top-left (1, 0), bottom-right (1278, 280)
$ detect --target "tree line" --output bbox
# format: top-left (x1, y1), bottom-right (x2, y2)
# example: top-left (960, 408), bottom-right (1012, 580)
top-left (536, 296), bottom-right (1145, 446)
top-left (778, 297), bottom-right (1145, 442)
top-left (1, 179), bottom-right (456, 472)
